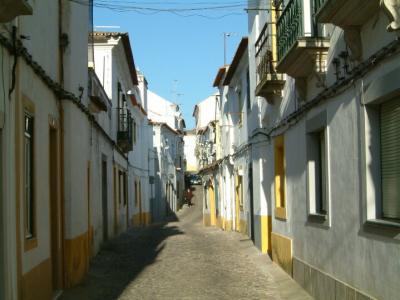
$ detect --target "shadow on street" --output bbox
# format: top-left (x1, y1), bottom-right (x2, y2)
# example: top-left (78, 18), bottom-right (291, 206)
top-left (60, 219), bottom-right (184, 300)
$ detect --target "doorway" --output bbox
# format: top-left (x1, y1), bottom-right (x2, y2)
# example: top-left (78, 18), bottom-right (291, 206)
top-left (209, 183), bottom-right (216, 226)
top-left (214, 177), bottom-right (219, 220)
top-left (235, 175), bottom-right (243, 232)
top-left (249, 165), bottom-right (255, 242)
top-left (165, 183), bottom-right (169, 215)
top-left (0, 131), bottom-right (4, 299)
top-left (49, 127), bottom-right (63, 293)
top-left (102, 159), bottom-right (108, 241)
top-left (138, 181), bottom-right (142, 225)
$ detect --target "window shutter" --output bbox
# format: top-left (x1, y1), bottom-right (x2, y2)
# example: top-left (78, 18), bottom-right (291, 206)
top-left (380, 98), bottom-right (400, 219)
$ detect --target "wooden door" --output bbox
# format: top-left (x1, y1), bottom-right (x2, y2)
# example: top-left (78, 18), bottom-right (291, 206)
top-left (235, 175), bottom-right (242, 232)
top-left (138, 181), bottom-right (143, 225)
top-left (209, 184), bottom-right (216, 226)
top-left (0, 131), bottom-right (4, 297)
top-left (102, 160), bottom-right (108, 241)
top-left (49, 127), bottom-right (63, 291)
top-left (249, 166), bottom-right (255, 241)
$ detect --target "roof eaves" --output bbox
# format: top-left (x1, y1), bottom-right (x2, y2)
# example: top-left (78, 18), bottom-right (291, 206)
top-left (223, 37), bottom-right (248, 86)
top-left (213, 66), bottom-right (228, 87)
top-left (91, 32), bottom-right (139, 86)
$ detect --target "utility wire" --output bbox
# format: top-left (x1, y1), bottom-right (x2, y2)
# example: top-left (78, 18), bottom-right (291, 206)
top-left (67, 0), bottom-right (268, 19)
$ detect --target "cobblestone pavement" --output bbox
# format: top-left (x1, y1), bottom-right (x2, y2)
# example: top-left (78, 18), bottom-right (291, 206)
top-left (61, 186), bottom-right (312, 300)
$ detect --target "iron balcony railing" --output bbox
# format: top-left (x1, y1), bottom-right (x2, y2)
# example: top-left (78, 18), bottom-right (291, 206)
top-left (313, 0), bottom-right (326, 14)
top-left (255, 22), bottom-right (278, 85)
top-left (277, 0), bottom-right (303, 61)
top-left (277, 0), bottom-right (324, 61)
top-left (117, 107), bottom-right (133, 151)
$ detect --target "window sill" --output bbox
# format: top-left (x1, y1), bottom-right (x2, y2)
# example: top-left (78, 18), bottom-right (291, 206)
top-left (275, 207), bottom-right (287, 221)
top-left (24, 237), bottom-right (38, 252)
top-left (308, 213), bottom-right (327, 222)
top-left (307, 213), bottom-right (330, 227)
top-left (365, 219), bottom-right (400, 229)
top-left (363, 219), bottom-right (400, 238)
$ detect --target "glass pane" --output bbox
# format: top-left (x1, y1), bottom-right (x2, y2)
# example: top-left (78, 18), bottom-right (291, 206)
top-left (381, 98), bottom-right (400, 219)
top-left (25, 136), bottom-right (33, 238)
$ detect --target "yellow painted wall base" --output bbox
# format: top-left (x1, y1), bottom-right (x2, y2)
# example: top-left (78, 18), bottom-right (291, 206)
top-left (132, 213), bottom-right (141, 227)
top-left (261, 216), bottom-right (272, 254)
top-left (223, 218), bottom-right (233, 231)
top-left (132, 212), bottom-right (152, 227)
top-left (22, 258), bottom-right (52, 300)
top-left (239, 219), bottom-right (248, 235)
top-left (216, 217), bottom-right (223, 228)
top-left (207, 216), bottom-right (233, 231)
top-left (64, 231), bottom-right (90, 288)
top-left (271, 232), bottom-right (293, 275)
top-left (203, 213), bottom-right (211, 226)
top-left (143, 212), bottom-right (151, 225)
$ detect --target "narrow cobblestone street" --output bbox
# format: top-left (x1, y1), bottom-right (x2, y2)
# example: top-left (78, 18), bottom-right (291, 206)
top-left (61, 187), bottom-right (311, 300)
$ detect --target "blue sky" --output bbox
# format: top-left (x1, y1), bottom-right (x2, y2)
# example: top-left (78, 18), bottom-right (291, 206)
top-left (94, 5), bottom-right (248, 129)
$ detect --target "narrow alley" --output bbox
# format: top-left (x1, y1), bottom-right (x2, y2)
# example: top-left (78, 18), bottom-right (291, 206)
top-left (1, 1), bottom-right (400, 299)
top-left (61, 187), bottom-right (310, 300)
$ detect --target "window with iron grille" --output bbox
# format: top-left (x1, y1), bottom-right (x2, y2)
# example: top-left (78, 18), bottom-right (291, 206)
top-left (305, 112), bottom-right (331, 225)
top-left (24, 114), bottom-right (34, 239)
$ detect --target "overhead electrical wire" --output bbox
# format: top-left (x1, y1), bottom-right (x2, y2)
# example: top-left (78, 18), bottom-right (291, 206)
top-left (67, 0), bottom-right (269, 19)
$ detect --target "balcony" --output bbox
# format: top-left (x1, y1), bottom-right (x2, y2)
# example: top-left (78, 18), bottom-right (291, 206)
top-left (117, 108), bottom-right (133, 152)
top-left (276, 0), bottom-right (330, 79)
top-left (255, 22), bottom-right (285, 103)
top-left (314, 0), bottom-right (379, 28)
top-left (88, 68), bottom-right (110, 114)
top-left (0, 0), bottom-right (32, 22)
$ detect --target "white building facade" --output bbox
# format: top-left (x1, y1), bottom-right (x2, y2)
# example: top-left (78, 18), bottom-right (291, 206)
top-left (246, 0), bottom-right (400, 299)
top-left (0, 2), bottom-right (160, 297)
top-left (183, 129), bottom-right (198, 174)
top-left (203, 1), bottom-right (400, 299)
top-left (148, 91), bottom-right (185, 220)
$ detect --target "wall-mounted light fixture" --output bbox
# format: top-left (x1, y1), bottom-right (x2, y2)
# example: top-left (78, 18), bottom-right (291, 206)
top-left (332, 58), bottom-right (344, 81)
top-left (339, 51), bottom-right (352, 75)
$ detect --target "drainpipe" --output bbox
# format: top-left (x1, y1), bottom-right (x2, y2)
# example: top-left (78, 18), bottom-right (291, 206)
top-left (58, 0), bottom-right (66, 288)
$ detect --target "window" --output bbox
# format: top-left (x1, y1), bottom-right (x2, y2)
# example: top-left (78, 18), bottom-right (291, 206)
top-left (246, 69), bottom-right (251, 111)
top-left (117, 82), bottom-right (123, 109)
top-left (380, 98), bottom-right (400, 220)
top-left (238, 89), bottom-right (243, 125)
top-left (306, 112), bottom-right (330, 223)
top-left (118, 171), bottom-right (124, 205)
top-left (135, 181), bottom-right (138, 207)
top-left (274, 135), bottom-right (286, 220)
top-left (362, 68), bottom-right (400, 229)
top-left (133, 120), bottom-right (137, 144)
top-left (308, 131), bottom-right (327, 214)
top-left (24, 114), bottom-right (34, 239)
top-left (123, 172), bottom-right (127, 206)
top-left (138, 182), bottom-right (141, 208)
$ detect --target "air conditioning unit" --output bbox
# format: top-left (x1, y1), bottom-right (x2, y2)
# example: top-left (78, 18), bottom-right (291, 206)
top-left (0, 0), bottom-right (33, 22)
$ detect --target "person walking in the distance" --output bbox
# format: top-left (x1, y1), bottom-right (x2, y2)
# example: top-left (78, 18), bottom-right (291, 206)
top-left (185, 187), bottom-right (193, 207)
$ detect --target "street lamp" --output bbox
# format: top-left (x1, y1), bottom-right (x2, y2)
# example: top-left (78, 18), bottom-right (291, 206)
top-left (223, 32), bottom-right (235, 65)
